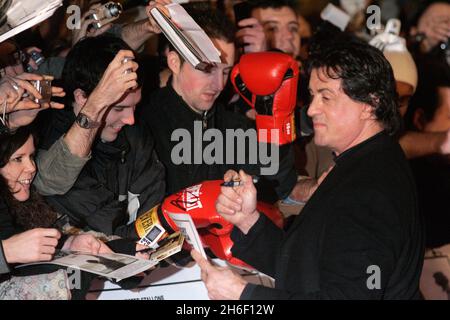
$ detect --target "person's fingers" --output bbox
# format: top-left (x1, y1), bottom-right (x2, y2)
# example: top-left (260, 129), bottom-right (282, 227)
top-left (237, 27), bottom-right (263, 39)
top-left (25, 47), bottom-right (42, 54)
top-left (78, 16), bottom-right (95, 36)
top-left (112, 50), bottom-right (135, 67)
top-left (239, 28), bottom-right (263, 38)
top-left (236, 28), bottom-right (251, 39)
top-left (118, 60), bottom-right (139, 74)
top-left (136, 244), bottom-right (148, 251)
top-left (98, 241), bottom-right (113, 254)
top-left (240, 35), bottom-right (259, 45)
top-left (91, 23), bottom-right (112, 37)
top-left (239, 170), bottom-right (254, 187)
top-left (91, 238), bottom-right (102, 255)
top-left (220, 186), bottom-right (243, 204)
top-left (13, 78), bottom-right (42, 99)
top-left (191, 249), bottom-right (212, 272)
top-left (51, 86), bottom-right (65, 97)
top-left (39, 253), bottom-right (53, 261)
top-left (237, 17), bottom-right (259, 28)
top-left (223, 169), bottom-right (239, 182)
top-left (217, 193), bottom-right (241, 212)
top-left (216, 201), bottom-right (236, 216)
top-left (41, 236), bottom-right (59, 249)
top-left (41, 245), bottom-right (56, 255)
top-left (136, 252), bottom-right (150, 260)
top-left (15, 72), bottom-right (43, 81)
top-left (14, 100), bottom-right (41, 111)
top-left (50, 102), bottom-right (65, 110)
top-left (39, 228), bottom-right (61, 239)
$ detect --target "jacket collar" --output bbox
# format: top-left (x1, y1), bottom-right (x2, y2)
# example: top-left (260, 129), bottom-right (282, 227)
top-left (333, 131), bottom-right (388, 165)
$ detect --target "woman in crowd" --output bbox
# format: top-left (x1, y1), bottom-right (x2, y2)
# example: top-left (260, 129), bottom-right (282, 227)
top-left (0, 126), bottom-right (147, 299)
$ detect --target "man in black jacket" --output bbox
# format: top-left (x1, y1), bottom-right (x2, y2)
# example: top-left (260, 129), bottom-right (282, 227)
top-left (192, 39), bottom-right (424, 299)
top-left (39, 36), bottom-right (165, 240)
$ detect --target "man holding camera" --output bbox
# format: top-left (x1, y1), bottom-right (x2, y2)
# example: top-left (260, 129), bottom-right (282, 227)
top-left (38, 35), bottom-right (165, 239)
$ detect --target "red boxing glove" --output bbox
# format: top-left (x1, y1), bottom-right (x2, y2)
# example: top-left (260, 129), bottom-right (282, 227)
top-left (135, 180), bottom-right (284, 269)
top-left (231, 52), bottom-right (299, 145)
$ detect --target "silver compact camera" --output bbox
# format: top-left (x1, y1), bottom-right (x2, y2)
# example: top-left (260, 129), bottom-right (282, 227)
top-left (122, 56), bottom-right (134, 74)
top-left (88, 2), bottom-right (123, 30)
top-left (30, 79), bottom-right (52, 104)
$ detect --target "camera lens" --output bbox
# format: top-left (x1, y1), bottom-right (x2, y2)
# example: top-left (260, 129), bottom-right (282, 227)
top-left (106, 3), bottom-right (122, 18)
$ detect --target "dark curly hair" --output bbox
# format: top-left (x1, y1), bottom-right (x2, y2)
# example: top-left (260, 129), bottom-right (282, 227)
top-left (306, 38), bottom-right (401, 136)
top-left (0, 126), bottom-right (58, 230)
top-left (62, 35), bottom-right (141, 107)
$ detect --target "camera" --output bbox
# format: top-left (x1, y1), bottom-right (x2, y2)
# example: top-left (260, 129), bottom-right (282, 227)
top-left (87, 2), bottom-right (123, 30)
top-left (26, 50), bottom-right (45, 72)
top-left (30, 79), bottom-right (52, 104)
top-left (122, 56), bottom-right (133, 74)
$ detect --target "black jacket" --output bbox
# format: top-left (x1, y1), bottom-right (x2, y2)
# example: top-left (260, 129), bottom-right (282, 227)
top-left (138, 83), bottom-right (297, 201)
top-left (39, 108), bottom-right (165, 239)
top-left (231, 132), bottom-right (424, 299)
top-left (410, 155), bottom-right (450, 248)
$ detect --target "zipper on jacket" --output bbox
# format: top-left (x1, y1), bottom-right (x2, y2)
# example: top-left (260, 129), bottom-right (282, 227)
top-left (121, 150), bottom-right (126, 164)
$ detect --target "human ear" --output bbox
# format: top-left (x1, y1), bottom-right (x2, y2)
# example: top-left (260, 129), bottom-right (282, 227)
top-left (73, 89), bottom-right (88, 114)
top-left (167, 51), bottom-right (181, 75)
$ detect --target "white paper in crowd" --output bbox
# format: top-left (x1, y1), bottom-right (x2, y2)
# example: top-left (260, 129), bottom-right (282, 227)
top-left (369, 19), bottom-right (407, 52)
top-left (18, 251), bottom-right (156, 282)
top-left (167, 212), bottom-right (207, 259)
top-left (339, 0), bottom-right (367, 17)
top-left (166, 3), bottom-right (221, 63)
top-left (0, 0), bottom-right (63, 43)
top-left (320, 3), bottom-right (350, 32)
top-left (171, 0), bottom-right (190, 3)
top-left (88, 258), bottom-right (274, 300)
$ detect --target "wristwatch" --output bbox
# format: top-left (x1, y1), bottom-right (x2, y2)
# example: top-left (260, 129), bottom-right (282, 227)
top-left (75, 112), bottom-right (101, 129)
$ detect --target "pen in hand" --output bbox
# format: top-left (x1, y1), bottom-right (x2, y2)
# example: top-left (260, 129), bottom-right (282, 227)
top-left (221, 175), bottom-right (259, 187)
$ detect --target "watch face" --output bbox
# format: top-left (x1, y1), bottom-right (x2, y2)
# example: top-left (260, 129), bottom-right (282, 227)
top-left (77, 114), bottom-right (89, 128)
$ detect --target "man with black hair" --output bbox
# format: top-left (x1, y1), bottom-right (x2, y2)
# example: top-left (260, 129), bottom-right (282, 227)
top-left (193, 39), bottom-right (424, 300)
top-left (38, 36), bottom-right (165, 240)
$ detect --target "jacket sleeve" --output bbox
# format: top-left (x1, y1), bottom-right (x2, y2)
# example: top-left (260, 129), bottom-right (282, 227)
top-left (0, 241), bottom-right (10, 275)
top-left (240, 190), bottom-right (409, 300)
top-left (45, 173), bottom-right (130, 238)
top-left (126, 128), bottom-right (166, 220)
top-left (231, 214), bottom-right (284, 278)
top-left (0, 198), bottom-right (16, 275)
top-left (34, 136), bottom-right (90, 196)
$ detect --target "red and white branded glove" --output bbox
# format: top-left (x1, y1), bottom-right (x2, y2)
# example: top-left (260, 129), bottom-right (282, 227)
top-left (231, 52), bottom-right (299, 145)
